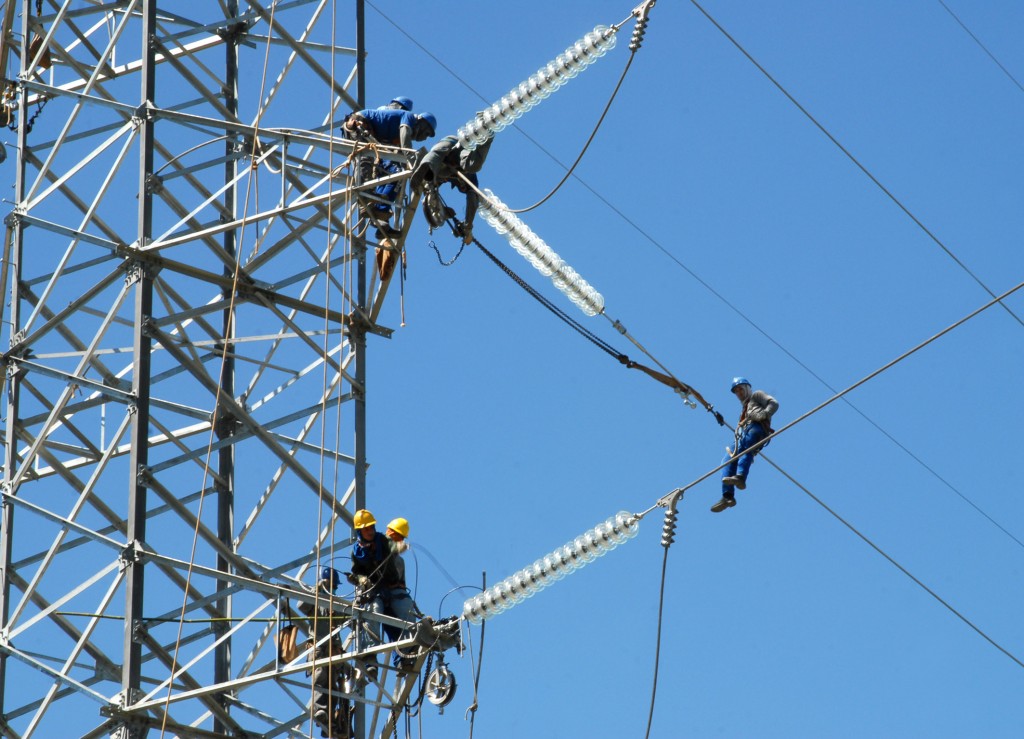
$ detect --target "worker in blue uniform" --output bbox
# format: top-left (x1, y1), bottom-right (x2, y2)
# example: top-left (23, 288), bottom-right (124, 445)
top-left (342, 108), bottom-right (437, 237)
top-left (711, 377), bottom-right (779, 512)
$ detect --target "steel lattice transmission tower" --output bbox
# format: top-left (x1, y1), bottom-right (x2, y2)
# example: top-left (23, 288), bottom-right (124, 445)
top-left (0, 2), bottom-right (451, 737)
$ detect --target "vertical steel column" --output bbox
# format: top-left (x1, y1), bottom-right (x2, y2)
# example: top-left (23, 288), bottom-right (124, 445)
top-left (0, 0), bottom-right (31, 717)
top-left (353, 2), bottom-right (368, 737)
top-left (213, 2), bottom-right (240, 732)
top-left (120, 1), bottom-right (157, 735)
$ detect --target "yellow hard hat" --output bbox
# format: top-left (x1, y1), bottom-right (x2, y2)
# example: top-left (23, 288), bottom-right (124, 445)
top-left (386, 517), bottom-right (409, 538)
top-left (353, 509), bottom-right (376, 529)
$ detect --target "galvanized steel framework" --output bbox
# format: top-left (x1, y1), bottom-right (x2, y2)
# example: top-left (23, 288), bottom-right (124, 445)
top-left (0, 1), bottom-right (436, 737)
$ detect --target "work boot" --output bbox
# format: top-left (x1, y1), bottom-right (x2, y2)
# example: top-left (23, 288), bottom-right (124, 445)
top-left (710, 496), bottom-right (736, 513)
top-left (313, 709), bottom-right (330, 735)
top-left (722, 475), bottom-right (746, 490)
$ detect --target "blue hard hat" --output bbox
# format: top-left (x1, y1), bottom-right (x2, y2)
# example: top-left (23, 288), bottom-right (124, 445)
top-left (391, 96), bottom-right (414, 111)
top-left (417, 112), bottom-right (437, 137)
top-left (730, 377), bottom-right (751, 391)
top-left (320, 566), bottom-right (341, 591)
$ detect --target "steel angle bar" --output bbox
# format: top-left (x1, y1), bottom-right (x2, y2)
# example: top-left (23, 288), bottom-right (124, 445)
top-left (18, 286), bottom-right (123, 387)
top-left (265, 431), bottom-right (356, 463)
top-left (143, 552), bottom-right (311, 626)
top-left (23, 255), bottom-right (125, 290)
top-left (126, 631), bottom-right (422, 715)
top-left (23, 121), bottom-right (135, 211)
top-left (0, 647), bottom-right (110, 705)
top-left (132, 632), bottom-right (244, 734)
top-left (12, 361), bottom-right (133, 409)
top-left (153, 0), bottom-right (320, 48)
top-left (234, 390), bottom-right (352, 549)
top-left (264, 244), bottom-right (354, 293)
top-left (2, 565), bottom-right (121, 680)
top-left (145, 182), bottom-right (359, 251)
top-left (249, 293), bottom-right (346, 374)
top-left (247, 33), bottom-right (357, 56)
top-left (0, 496), bottom-right (124, 554)
top-left (10, 490), bottom-right (202, 573)
top-left (246, 0), bottom-right (360, 112)
top-left (153, 281), bottom-right (232, 364)
top-left (151, 107), bottom-right (366, 156)
top-left (246, 0), bottom-right (335, 127)
top-left (149, 326), bottom-right (351, 520)
top-left (142, 476), bottom-right (256, 579)
top-left (154, 254), bottom-right (351, 326)
top-left (22, 3), bottom-right (140, 203)
top-left (247, 342), bottom-right (353, 412)
top-left (21, 135), bottom-right (138, 337)
top-left (24, 0), bottom-right (77, 75)
top-left (144, 553), bottom-right (316, 628)
top-left (7, 293), bottom-right (132, 490)
top-left (6, 412), bottom-right (130, 629)
top-left (12, 265), bottom-right (126, 355)
top-left (36, 25), bottom-right (224, 100)
top-left (150, 295), bottom-right (237, 328)
top-left (14, 215), bottom-right (123, 254)
top-left (17, 381), bottom-right (103, 458)
top-left (137, 600), bottom-right (274, 704)
top-left (7, 558), bottom-right (120, 642)
top-left (243, 197), bottom-right (353, 276)
top-left (21, 569), bottom-right (123, 739)
top-left (22, 150), bottom-right (128, 247)
top-left (150, 37), bottom-right (235, 121)
top-left (4, 448), bottom-right (223, 626)
top-left (157, 152), bottom-right (240, 182)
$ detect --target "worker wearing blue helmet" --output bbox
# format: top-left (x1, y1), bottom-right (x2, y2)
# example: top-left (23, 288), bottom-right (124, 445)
top-left (711, 377), bottom-right (779, 513)
top-left (342, 108), bottom-right (437, 242)
top-left (380, 95), bottom-right (414, 112)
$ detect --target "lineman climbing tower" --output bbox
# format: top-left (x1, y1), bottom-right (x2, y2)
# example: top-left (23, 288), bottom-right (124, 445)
top-left (0, 2), bottom-right (442, 737)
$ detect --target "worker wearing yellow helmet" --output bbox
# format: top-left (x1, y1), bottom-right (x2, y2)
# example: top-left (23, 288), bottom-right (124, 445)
top-left (382, 516), bottom-right (422, 665)
top-left (349, 509), bottom-right (398, 664)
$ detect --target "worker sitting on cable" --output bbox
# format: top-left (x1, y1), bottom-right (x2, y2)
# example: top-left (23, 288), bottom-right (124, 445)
top-left (381, 517), bottom-right (424, 669)
top-left (711, 377), bottom-right (779, 513)
top-left (298, 567), bottom-right (351, 739)
top-left (410, 135), bottom-right (493, 245)
top-left (348, 509), bottom-right (403, 673)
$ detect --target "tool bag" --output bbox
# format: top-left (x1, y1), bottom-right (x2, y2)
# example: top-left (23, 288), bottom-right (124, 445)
top-left (276, 601), bottom-right (301, 664)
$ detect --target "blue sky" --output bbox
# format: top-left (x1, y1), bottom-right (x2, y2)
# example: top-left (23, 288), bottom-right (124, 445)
top-left (4, 1), bottom-right (1023, 737)
top-left (358, 1), bottom-right (1024, 736)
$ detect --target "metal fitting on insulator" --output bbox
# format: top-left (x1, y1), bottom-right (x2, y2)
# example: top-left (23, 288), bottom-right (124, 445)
top-left (630, 0), bottom-right (657, 52)
top-left (629, 19), bottom-right (648, 51)
top-left (661, 506), bottom-right (678, 548)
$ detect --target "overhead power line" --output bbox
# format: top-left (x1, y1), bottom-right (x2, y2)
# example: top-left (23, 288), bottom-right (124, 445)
top-left (688, 0), bottom-right (1024, 330)
top-left (938, 0), bottom-right (1024, 95)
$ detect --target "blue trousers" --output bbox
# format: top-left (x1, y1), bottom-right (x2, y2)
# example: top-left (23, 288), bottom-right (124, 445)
top-left (372, 161), bottom-right (403, 212)
top-left (722, 422), bottom-right (767, 496)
